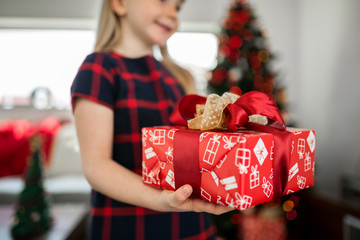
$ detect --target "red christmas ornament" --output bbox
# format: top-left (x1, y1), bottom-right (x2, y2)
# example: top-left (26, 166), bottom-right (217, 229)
top-left (212, 67), bottom-right (228, 85)
top-left (250, 55), bottom-right (261, 69)
top-left (229, 35), bottom-right (243, 49)
top-left (236, 11), bottom-right (249, 25)
top-left (219, 44), bottom-right (230, 57)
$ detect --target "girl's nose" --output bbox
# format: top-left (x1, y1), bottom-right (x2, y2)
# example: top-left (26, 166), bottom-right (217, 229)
top-left (166, 3), bottom-right (178, 19)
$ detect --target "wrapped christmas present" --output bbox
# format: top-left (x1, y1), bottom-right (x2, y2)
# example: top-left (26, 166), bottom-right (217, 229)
top-left (142, 87), bottom-right (315, 211)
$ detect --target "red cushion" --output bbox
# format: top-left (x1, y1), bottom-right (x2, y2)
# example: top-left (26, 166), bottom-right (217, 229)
top-left (0, 117), bottom-right (61, 177)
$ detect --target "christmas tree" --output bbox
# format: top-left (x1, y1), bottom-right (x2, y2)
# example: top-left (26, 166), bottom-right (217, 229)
top-left (11, 136), bottom-right (52, 238)
top-left (209, 1), bottom-right (288, 238)
top-left (208, 0), bottom-right (287, 117)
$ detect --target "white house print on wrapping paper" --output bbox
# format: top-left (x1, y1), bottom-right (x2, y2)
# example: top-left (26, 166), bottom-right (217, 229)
top-left (165, 147), bottom-right (173, 163)
top-left (262, 177), bottom-right (273, 198)
top-left (235, 148), bottom-right (251, 174)
top-left (249, 165), bottom-right (260, 189)
top-left (142, 162), bottom-right (159, 185)
top-left (232, 193), bottom-right (253, 210)
top-left (149, 129), bottom-right (166, 145)
top-left (297, 175), bottom-right (306, 189)
top-left (297, 138), bottom-right (305, 159)
top-left (253, 138), bottom-right (268, 165)
top-left (203, 134), bottom-right (221, 165)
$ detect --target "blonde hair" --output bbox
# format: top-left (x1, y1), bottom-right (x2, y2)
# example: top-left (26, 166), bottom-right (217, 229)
top-left (94, 0), bottom-right (196, 94)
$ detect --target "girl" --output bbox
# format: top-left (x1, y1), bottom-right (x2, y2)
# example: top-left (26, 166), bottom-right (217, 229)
top-left (71, 0), bottom-right (232, 239)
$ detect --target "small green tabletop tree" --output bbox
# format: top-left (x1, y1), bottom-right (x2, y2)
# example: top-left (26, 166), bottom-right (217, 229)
top-left (11, 136), bottom-right (52, 238)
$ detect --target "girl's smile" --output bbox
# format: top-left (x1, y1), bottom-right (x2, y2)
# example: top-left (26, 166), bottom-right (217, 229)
top-left (155, 20), bottom-right (174, 33)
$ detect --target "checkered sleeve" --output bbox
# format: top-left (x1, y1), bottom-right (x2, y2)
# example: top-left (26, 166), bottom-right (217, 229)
top-left (71, 52), bottom-right (115, 111)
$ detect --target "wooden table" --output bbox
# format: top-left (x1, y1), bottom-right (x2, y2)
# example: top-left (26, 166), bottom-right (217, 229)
top-left (0, 203), bottom-right (88, 240)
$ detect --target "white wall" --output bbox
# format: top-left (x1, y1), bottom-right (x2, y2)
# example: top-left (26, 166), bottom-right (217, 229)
top-left (297, 0), bottom-right (360, 198)
top-left (249, 0), bottom-right (300, 121)
top-left (249, 0), bottom-right (360, 198)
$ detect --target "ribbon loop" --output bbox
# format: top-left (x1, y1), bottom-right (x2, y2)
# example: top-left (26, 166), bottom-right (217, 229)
top-left (224, 104), bottom-right (249, 131)
top-left (169, 94), bottom-right (206, 126)
top-left (170, 90), bottom-right (285, 132)
top-left (227, 91), bottom-right (286, 131)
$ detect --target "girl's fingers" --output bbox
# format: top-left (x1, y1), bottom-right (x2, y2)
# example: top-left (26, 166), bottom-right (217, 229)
top-left (168, 185), bottom-right (193, 208)
top-left (191, 198), bottom-right (234, 215)
top-left (163, 185), bottom-right (234, 214)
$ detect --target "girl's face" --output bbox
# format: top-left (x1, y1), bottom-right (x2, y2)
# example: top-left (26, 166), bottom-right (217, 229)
top-left (115, 0), bottom-right (184, 50)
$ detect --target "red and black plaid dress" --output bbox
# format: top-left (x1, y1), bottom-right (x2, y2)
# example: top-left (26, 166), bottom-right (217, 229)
top-left (71, 52), bottom-right (215, 240)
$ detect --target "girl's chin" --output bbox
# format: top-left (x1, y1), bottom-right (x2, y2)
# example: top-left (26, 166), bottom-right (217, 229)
top-left (152, 38), bottom-right (170, 48)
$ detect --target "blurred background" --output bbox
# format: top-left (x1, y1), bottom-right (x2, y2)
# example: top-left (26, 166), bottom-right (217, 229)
top-left (0, 0), bottom-right (359, 239)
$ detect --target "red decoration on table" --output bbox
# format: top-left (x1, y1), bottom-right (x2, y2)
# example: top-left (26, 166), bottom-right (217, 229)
top-left (0, 117), bottom-right (61, 177)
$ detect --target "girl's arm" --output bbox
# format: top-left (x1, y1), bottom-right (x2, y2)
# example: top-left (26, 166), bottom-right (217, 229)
top-left (74, 98), bottom-right (232, 215)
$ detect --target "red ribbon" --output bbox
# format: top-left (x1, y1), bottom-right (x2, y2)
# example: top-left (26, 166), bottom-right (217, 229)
top-left (169, 94), bottom-right (206, 126)
top-left (173, 129), bottom-right (202, 199)
top-left (246, 123), bottom-right (292, 198)
top-left (225, 91), bottom-right (286, 131)
top-left (170, 90), bottom-right (291, 199)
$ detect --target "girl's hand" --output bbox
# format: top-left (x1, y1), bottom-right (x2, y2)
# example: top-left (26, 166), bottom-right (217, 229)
top-left (160, 184), bottom-right (234, 215)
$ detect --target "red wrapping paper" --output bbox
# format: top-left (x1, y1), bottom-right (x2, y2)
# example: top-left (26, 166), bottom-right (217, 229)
top-left (142, 126), bottom-right (315, 211)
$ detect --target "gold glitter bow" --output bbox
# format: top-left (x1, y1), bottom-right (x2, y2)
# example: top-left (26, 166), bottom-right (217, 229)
top-left (187, 92), bottom-right (268, 131)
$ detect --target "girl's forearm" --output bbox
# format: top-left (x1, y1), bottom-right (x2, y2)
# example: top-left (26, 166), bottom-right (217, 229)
top-left (82, 157), bottom-right (233, 215)
top-left (82, 157), bottom-right (170, 212)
